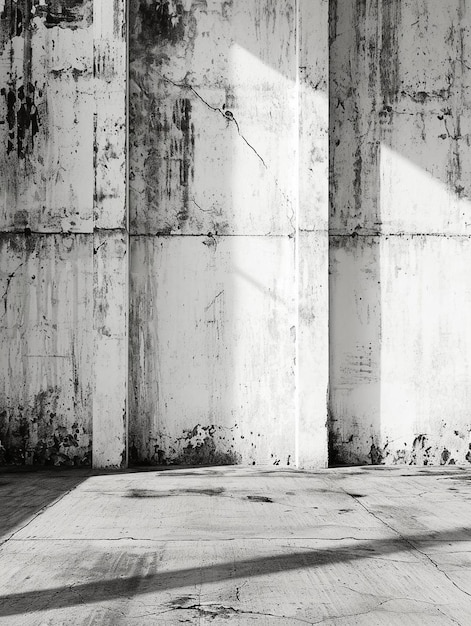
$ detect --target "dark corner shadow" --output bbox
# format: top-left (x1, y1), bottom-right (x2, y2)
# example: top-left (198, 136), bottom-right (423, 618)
top-left (1, 526), bottom-right (470, 617)
top-left (0, 467), bottom-right (90, 542)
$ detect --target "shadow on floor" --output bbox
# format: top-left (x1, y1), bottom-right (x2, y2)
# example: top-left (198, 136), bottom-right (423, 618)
top-left (0, 467), bottom-right (90, 544)
top-left (0, 526), bottom-right (469, 617)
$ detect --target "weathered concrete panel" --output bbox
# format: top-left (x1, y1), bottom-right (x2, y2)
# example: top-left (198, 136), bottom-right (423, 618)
top-left (329, 236), bottom-right (381, 465)
top-left (330, 0), bottom-right (471, 466)
top-left (298, 0), bottom-right (328, 233)
top-left (0, 0), bottom-right (127, 468)
top-left (297, 231), bottom-right (328, 468)
top-left (0, 1), bottom-right (95, 233)
top-left (329, 0), bottom-right (382, 235)
top-left (0, 234), bottom-right (93, 465)
top-left (93, 0), bottom-right (127, 230)
top-left (379, 235), bottom-right (471, 466)
top-left (331, 235), bottom-right (471, 466)
top-left (0, 2), bottom-right (96, 466)
top-left (129, 236), bottom-right (296, 466)
top-left (330, 0), bottom-right (471, 236)
top-left (92, 230), bottom-right (127, 468)
top-left (129, 0), bottom-right (329, 467)
top-left (129, 0), bottom-right (297, 236)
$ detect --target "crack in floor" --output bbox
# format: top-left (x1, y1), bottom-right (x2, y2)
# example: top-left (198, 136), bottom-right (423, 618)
top-left (344, 489), bottom-right (471, 603)
top-left (160, 602), bottom-right (315, 624)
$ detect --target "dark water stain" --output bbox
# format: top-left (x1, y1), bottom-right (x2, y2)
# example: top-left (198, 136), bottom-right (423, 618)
top-left (328, 0), bottom-right (338, 47)
top-left (137, 0), bottom-right (186, 46)
top-left (172, 97), bottom-right (194, 226)
top-left (131, 424), bottom-right (241, 467)
top-left (180, 487), bottom-right (225, 496)
top-left (0, 388), bottom-right (91, 467)
top-left (369, 442), bottom-right (384, 465)
top-left (125, 489), bottom-right (167, 498)
top-left (39, 0), bottom-right (92, 29)
top-left (1, 1), bottom-right (90, 58)
top-left (126, 487), bottom-right (225, 498)
top-left (380, 0), bottom-right (401, 107)
top-left (221, 0), bottom-right (232, 20)
top-left (441, 448), bottom-right (451, 465)
top-left (2, 82), bottom-right (40, 158)
top-left (138, 96), bottom-right (194, 232)
top-left (247, 495), bottom-right (273, 503)
top-left (0, 2), bottom-right (19, 54)
top-left (175, 434), bottom-right (240, 466)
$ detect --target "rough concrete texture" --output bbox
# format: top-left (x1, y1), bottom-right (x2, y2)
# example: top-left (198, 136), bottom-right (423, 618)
top-left (0, 1), bottom-right (127, 467)
top-left (330, 0), bottom-right (471, 465)
top-left (2, 466), bottom-right (471, 623)
top-left (0, 234), bottom-right (93, 466)
top-left (129, 0), bottom-right (328, 467)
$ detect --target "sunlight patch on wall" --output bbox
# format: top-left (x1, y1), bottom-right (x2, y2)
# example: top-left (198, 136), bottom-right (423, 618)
top-left (380, 143), bottom-right (471, 234)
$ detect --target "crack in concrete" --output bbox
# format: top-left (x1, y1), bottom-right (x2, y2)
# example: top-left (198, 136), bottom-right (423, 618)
top-left (224, 109), bottom-right (267, 168)
top-left (437, 607), bottom-right (463, 625)
top-left (1, 262), bottom-right (24, 318)
top-left (159, 73), bottom-right (267, 168)
top-left (191, 198), bottom-right (214, 214)
top-left (163, 602), bottom-right (314, 623)
top-left (235, 579), bottom-right (248, 601)
top-left (345, 491), bottom-right (471, 602)
top-left (340, 583), bottom-right (453, 608)
top-left (204, 290), bottom-right (224, 312)
top-left (310, 599), bottom-right (410, 625)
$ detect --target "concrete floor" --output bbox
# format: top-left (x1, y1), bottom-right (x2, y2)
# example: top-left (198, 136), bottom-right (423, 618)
top-left (1, 467), bottom-right (471, 625)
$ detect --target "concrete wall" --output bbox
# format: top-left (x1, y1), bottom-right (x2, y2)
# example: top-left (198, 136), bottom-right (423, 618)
top-left (7, 0), bottom-right (468, 470)
top-left (0, 1), bottom-right (126, 467)
top-left (0, 0), bottom-right (328, 469)
top-left (330, 0), bottom-right (471, 465)
top-left (128, 0), bottom-right (328, 467)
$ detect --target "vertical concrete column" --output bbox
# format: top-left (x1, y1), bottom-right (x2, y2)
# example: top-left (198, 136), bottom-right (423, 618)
top-left (92, 0), bottom-right (128, 467)
top-left (0, 2), bottom-right (97, 467)
top-left (296, 0), bottom-right (329, 468)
